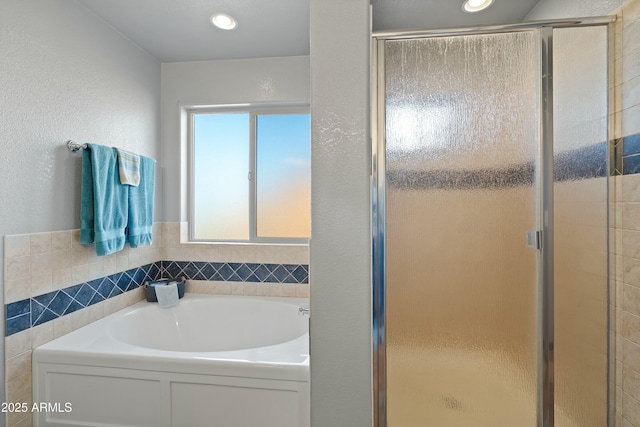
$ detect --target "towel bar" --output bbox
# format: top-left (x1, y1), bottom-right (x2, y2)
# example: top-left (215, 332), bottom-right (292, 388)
top-left (67, 140), bottom-right (88, 153)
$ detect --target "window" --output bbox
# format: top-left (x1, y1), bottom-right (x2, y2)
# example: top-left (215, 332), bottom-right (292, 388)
top-left (189, 105), bottom-right (310, 243)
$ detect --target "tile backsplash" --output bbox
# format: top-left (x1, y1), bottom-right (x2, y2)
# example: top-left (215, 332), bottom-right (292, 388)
top-left (5, 259), bottom-right (309, 336)
top-left (5, 263), bottom-right (158, 336)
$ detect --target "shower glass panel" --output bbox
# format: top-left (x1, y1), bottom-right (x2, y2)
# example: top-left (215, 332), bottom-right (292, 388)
top-left (552, 26), bottom-right (609, 427)
top-left (384, 31), bottom-right (540, 426)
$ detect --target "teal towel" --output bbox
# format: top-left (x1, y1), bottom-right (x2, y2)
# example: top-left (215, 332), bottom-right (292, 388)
top-left (127, 155), bottom-right (155, 248)
top-left (80, 144), bottom-right (128, 256)
top-left (79, 147), bottom-right (95, 245)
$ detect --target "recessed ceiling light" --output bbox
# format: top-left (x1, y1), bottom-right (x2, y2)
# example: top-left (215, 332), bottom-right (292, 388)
top-left (462, 0), bottom-right (494, 13)
top-left (210, 13), bottom-right (238, 30)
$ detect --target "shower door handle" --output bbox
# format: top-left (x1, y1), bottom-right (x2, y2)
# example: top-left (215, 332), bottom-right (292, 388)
top-left (526, 230), bottom-right (541, 250)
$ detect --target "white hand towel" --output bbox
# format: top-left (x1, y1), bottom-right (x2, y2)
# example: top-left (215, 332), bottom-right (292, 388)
top-left (155, 282), bottom-right (179, 308)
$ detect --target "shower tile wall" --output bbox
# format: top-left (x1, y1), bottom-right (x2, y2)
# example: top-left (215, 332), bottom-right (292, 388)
top-left (3, 222), bottom-right (309, 427)
top-left (615, 0), bottom-right (640, 425)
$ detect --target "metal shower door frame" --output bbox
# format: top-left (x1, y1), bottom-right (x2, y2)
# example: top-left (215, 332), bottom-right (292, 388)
top-left (371, 16), bottom-right (615, 427)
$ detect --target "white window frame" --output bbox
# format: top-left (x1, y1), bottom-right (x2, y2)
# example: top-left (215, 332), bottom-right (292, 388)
top-left (187, 103), bottom-right (310, 244)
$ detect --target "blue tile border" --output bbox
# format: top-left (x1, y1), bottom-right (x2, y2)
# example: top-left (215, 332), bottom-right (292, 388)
top-left (623, 134), bottom-right (640, 156)
top-left (622, 133), bottom-right (640, 176)
top-left (5, 260), bottom-right (309, 336)
top-left (624, 153), bottom-right (640, 175)
top-left (5, 263), bottom-right (159, 336)
top-left (160, 261), bottom-right (309, 285)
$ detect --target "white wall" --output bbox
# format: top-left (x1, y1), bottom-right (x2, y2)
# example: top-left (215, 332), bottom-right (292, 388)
top-left (309, 0), bottom-right (372, 425)
top-left (160, 56), bottom-right (311, 223)
top-left (0, 1), bottom-right (161, 424)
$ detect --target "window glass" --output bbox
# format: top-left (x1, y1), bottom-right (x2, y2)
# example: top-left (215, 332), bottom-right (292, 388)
top-left (256, 114), bottom-right (311, 238)
top-left (190, 108), bottom-right (310, 242)
top-left (193, 113), bottom-right (250, 240)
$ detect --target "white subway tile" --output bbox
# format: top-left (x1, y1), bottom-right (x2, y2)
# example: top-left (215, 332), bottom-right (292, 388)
top-left (30, 272), bottom-right (52, 297)
top-left (69, 240), bottom-right (90, 267)
top-left (623, 312), bottom-right (640, 344)
top-left (5, 256), bottom-right (31, 281)
top-left (282, 284), bottom-right (297, 297)
top-left (51, 230), bottom-right (72, 251)
top-left (53, 309), bottom-right (90, 339)
top-left (103, 255), bottom-right (117, 276)
top-left (623, 391), bottom-right (640, 426)
top-left (71, 264), bottom-right (89, 284)
top-left (295, 284), bottom-right (310, 298)
top-left (5, 330), bottom-right (31, 359)
top-left (625, 284), bottom-right (640, 316)
top-left (268, 283), bottom-right (284, 297)
top-left (624, 0), bottom-right (640, 29)
top-left (31, 322), bottom-right (54, 349)
top-left (623, 104), bottom-right (640, 137)
top-left (30, 252), bottom-right (57, 276)
top-left (623, 75), bottom-right (640, 110)
top-left (623, 46), bottom-right (640, 83)
top-left (624, 18), bottom-right (640, 54)
top-left (87, 261), bottom-right (105, 281)
top-left (11, 412), bottom-right (32, 427)
top-left (4, 279), bottom-right (31, 304)
top-left (4, 235), bottom-right (31, 259)
top-left (214, 281), bottom-right (232, 295)
top-left (51, 268), bottom-right (73, 291)
top-left (30, 233), bottom-right (51, 254)
top-left (116, 253), bottom-right (130, 272)
top-left (624, 256), bottom-right (640, 286)
top-left (6, 371), bottom-right (32, 405)
top-left (242, 283), bottom-right (258, 296)
top-left (623, 202), bottom-right (640, 230)
top-left (623, 174), bottom-right (640, 202)
top-left (623, 365), bottom-right (640, 400)
top-left (105, 293), bottom-right (130, 316)
top-left (6, 351), bottom-right (32, 382)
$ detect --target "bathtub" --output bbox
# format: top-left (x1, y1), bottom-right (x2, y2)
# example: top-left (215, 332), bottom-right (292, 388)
top-left (32, 294), bottom-right (310, 427)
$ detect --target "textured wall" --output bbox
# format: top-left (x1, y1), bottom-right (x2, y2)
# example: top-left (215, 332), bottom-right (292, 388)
top-left (526, 0), bottom-right (622, 19)
top-left (309, 0), bottom-right (372, 425)
top-left (160, 56), bottom-right (310, 223)
top-left (0, 1), bottom-right (161, 425)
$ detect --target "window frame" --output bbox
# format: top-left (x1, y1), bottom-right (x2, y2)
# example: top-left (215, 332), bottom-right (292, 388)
top-left (187, 103), bottom-right (311, 245)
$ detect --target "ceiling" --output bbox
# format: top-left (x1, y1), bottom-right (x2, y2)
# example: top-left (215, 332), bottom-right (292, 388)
top-left (78, 0), bottom-right (541, 63)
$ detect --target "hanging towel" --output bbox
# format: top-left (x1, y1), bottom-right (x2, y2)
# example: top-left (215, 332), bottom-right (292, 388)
top-left (155, 282), bottom-right (179, 308)
top-left (79, 147), bottom-right (95, 245)
top-left (115, 148), bottom-right (140, 186)
top-left (127, 155), bottom-right (155, 248)
top-left (79, 144), bottom-right (128, 256)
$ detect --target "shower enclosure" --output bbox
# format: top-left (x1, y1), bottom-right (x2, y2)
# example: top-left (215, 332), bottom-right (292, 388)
top-left (372, 18), bottom-right (613, 427)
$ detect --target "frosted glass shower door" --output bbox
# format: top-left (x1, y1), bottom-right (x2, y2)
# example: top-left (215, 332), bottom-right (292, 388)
top-left (382, 31), bottom-right (540, 426)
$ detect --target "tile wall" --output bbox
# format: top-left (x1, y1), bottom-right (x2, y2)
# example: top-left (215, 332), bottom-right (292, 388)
top-left (615, 0), bottom-right (640, 425)
top-left (3, 221), bottom-right (309, 427)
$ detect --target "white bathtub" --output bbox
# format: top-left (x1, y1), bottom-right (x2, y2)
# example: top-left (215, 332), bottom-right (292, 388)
top-left (33, 294), bottom-right (310, 427)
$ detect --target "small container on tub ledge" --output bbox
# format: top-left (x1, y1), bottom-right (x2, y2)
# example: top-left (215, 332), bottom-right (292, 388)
top-left (143, 277), bottom-right (186, 302)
